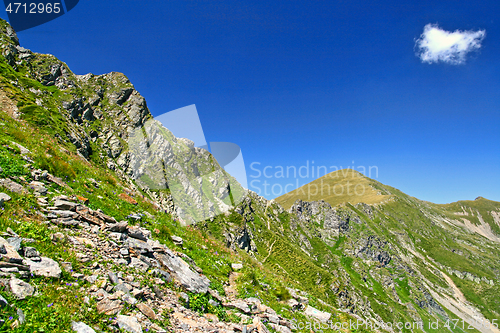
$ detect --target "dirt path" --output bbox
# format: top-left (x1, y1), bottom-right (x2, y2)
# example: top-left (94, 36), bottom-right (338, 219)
top-left (224, 272), bottom-right (241, 300)
top-left (262, 238), bottom-right (277, 263)
top-left (0, 90), bottom-right (19, 119)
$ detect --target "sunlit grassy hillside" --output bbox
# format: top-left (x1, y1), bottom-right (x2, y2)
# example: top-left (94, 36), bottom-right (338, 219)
top-left (276, 168), bottom-right (392, 210)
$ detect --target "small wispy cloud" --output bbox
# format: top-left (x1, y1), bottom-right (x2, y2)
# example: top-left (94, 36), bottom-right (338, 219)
top-left (415, 24), bottom-right (485, 65)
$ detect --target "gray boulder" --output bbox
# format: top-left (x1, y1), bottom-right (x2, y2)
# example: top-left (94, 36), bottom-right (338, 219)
top-left (71, 321), bottom-right (96, 333)
top-left (304, 305), bottom-right (331, 322)
top-left (9, 278), bottom-right (34, 299)
top-left (116, 315), bottom-right (142, 333)
top-left (0, 193), bottom-right (11, 206)
top-left (53, 199), bottom-right (78, 211)
top-left (108, 272), bottom-right (119, 285)
top-left (29, 181), bottom-right (47, 195)
top-left (231, 263), bottom-right (243, 271)
top-left (25, 257), bottom-right (62, 278)
top-left (0, 237), bottom-right (22, 263)
top-left (17, 308), bottom-right (25, 324)
top-left (7, 237), bottom-right (21, 252)
top-left (0, 179), bottom-right (24, 194)
top-left (154, 249), bottom-right (210, 294)
top-left (127, 226), bottom-right (150, 241)
top-left (23, 247), bottom-right (40, 259)
top-left (225, 300), bottom-right (251, 314)
top-left (171, 235), bottom-right (183, 246)
top-left (108, 221), bottom-right (128, 233)
top-left (130, 257), bottom-right (150, 272)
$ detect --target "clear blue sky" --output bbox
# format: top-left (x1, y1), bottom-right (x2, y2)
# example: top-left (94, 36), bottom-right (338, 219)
top-left (2, 0), bottom-right (499, 204)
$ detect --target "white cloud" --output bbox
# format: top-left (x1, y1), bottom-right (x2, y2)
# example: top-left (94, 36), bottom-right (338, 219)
top-left (415, 24), bottom-right (485, 65)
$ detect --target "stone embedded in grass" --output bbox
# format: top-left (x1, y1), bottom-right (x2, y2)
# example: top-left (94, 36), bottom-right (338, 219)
top-left (150, 268), bottom-right (172, 283)
top-left (155, 250), bottom-right (210, 294)
top-left (50, 232), bottom-right (67, 243)
top-left (94, 210), bottom-right (116, 224)
top-left (48, 210), bottom-right (78, 218)
top-left (0, 179), bottom-right (24, 194)
top-left (25, 257), bottom-right (62, 278)
top-left (29, 181), bottom-right (47, 195)
top-left (71, 321), bottom-right (96, 333)
top-left (47, 174), bottom-right (70, 189)
top-left (108, 271), bottom-right (119, 285)
top-left (136, 303), bottom-right (157, 320)
top-left (7, 237), bottom-right (21, 252)
top-left (0, 261), bottom-right (29, 271)
top-left (0, 192), bottom-right (11, 206)
top-left (304, 305), bottom-right (331, 322)
top-left (96, 298), bottom-right (123, 315)
top-left (9, 278), bottom-right (34, 299)
top-left (108, 221), bottom-right (128, 233)
top-left (85, 275), bottom-right (99, 284)
top-left (0, 237), bottom-right (23, 263)
top-left (121, 293), bottom-right (137, 305)
top-left (225, 300), bottom-right (251, 314)
top-left (130, 257), bottom-right (150, 272)
top-left (16, 308), bottom-right (25, 324)
top-left (10, 142), bottom-right (30, 155)
top-left (127, 226), bottom-right (150, 241)
top-left (74, 237), bottom-right (96, 248)
top-left (53, 199), bottom-right (78, 211)
top-left (114, 283), bottom-right (131, 294)
top-left (77, 210), bottom-right (103, 226)
top-left (60, 261), bottom-right (72, 272)
top-left (171, 235), bottom-right (183, 246)
top-left (116, 315), bottom-right (142, 333)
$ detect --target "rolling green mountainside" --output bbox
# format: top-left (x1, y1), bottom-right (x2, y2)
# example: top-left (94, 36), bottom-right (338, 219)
top-left (0, 19), bottom-right (499, 333)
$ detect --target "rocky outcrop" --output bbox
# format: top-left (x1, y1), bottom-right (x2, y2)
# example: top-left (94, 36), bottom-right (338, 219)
top-left (289, 199), bottom-right (350, 237)
top-left (354, 235), bottom-right (392, 267)
top-left (225, 227), bottom-right (258, 253)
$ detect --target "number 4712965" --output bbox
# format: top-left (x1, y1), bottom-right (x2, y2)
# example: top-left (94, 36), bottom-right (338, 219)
top-left (6, 3), bottom-right (61, 14)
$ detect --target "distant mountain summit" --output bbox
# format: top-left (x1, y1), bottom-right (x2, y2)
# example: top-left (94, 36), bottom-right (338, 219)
top-left (276, 168), bottom-right (391, 210)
